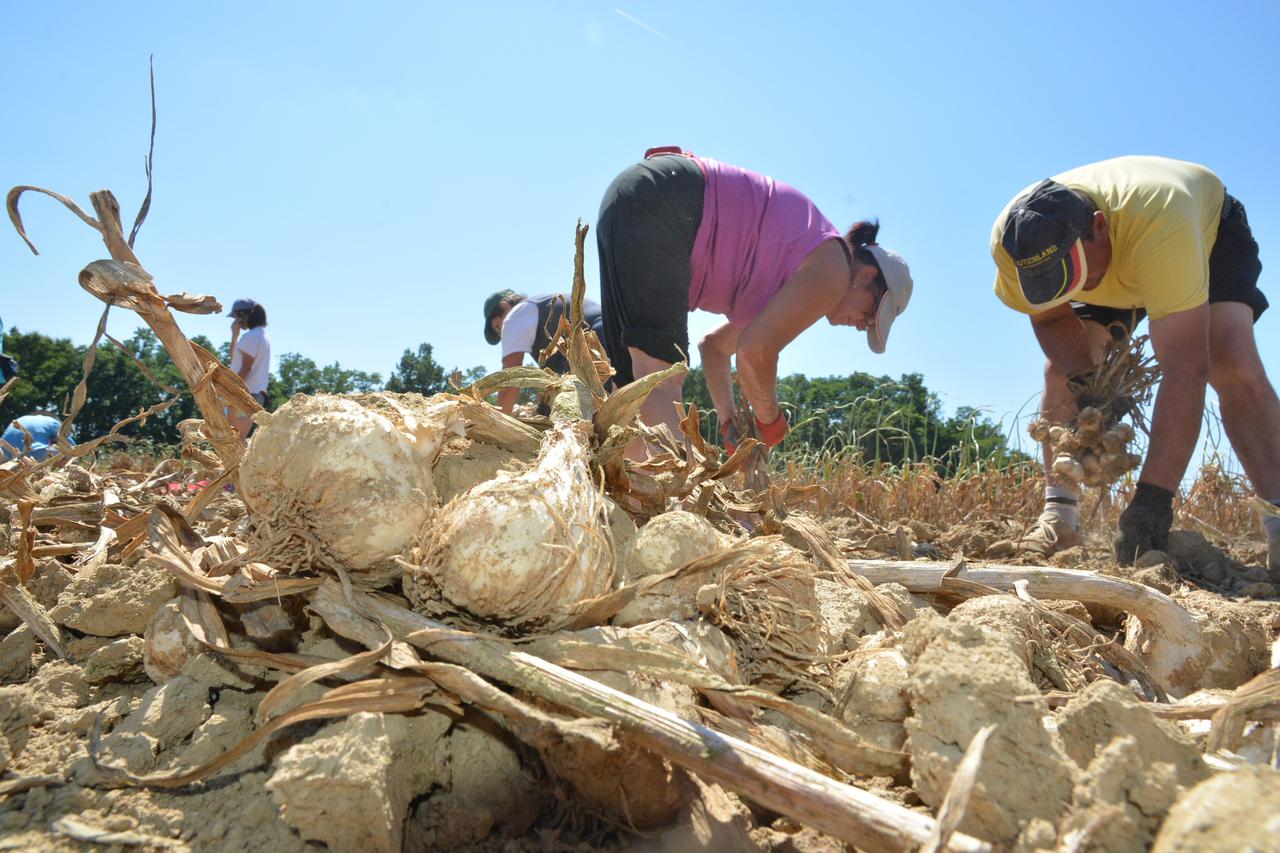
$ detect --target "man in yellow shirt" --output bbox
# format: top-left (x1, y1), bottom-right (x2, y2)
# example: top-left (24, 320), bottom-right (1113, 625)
top-left (992, 156), bottom-right (1278, 570)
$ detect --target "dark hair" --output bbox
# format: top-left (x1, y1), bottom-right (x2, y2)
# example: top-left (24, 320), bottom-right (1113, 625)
top-left (843, 219), bottom-right (887, 291)
top-left (244, 303), bottom-right (268, 329)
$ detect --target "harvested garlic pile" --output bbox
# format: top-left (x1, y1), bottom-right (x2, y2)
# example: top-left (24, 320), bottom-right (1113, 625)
top-left (1029, 407), bottom-right (1141, 488)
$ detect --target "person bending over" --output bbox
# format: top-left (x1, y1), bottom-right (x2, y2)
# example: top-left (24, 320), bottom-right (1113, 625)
top-left (991, 156), bottom-right (1278, 571)
top-left (597, 147), bottom-right (913, 458)
top-left (482, 290), bottom-right (605, 413)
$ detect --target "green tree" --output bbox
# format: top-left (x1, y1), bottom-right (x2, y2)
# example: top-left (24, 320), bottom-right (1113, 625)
top-left (383, 344), bottom-right (483, 397)
top-left (0, 327), bottom-right (83, 424)
top-left (267, 353), bottom-right (382, 408)
top-left (458, 364), bottom-right (488, 387)
top-left (1, 327), bottom-right (209, 446)
top-left (385, 343), bottom-right (449, 395)
top-left (3, 323), bottom-right (1020, 472)
top-left (677, 367), bottom-right (1021, 473)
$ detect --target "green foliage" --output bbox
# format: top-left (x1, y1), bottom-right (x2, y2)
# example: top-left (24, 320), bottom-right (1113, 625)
top-left (682, 367), bottom-right (1021, 475)
top-left (73, 329), bottom-right (211, 444)
top-left (384, 343), bottom-right (449, 396)
top-left (267, 353), bottom-right (382, 408)
top-left (384, 343), bottom-right (484, 397)
top-left (0, 327), bottom-right (83, 420)
top-left (457, 364), bottom-right (488, 387)
top-left (2, 324), bottom-right (1021, 475)
top-left (0, 327), bottom-right (208, 446)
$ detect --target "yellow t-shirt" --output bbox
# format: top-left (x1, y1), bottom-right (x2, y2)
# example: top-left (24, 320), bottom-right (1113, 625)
top-left (992, 156), bottom-right (1225, 320)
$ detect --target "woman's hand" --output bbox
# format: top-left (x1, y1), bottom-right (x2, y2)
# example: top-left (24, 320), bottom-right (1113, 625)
top-left (698, 322), bottom-right (742, 426)
top-left (755, 411), bottom-right (789, 447)
top-left (720, 420), bottom-right (744, 455)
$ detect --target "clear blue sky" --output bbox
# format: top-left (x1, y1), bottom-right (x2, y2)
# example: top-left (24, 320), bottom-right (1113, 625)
top-left (4, 2), bottom-right (1279, 462)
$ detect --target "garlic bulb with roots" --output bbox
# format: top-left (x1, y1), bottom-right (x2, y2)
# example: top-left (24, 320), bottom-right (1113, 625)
top-left (404, 420), bottom-right (614, 631)
top-left (240, 394), bottom-right (464, 572)
top-left (1031, 410), bottom-right (1142, 489)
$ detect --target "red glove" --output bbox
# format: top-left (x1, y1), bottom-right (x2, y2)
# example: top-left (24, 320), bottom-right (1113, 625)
top-left (755, 412), bottom-right (788, 447)
top-left (720, 422), bottom-right (742, 455)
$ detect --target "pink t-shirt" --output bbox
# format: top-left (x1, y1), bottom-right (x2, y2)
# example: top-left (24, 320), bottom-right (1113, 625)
top-left (687, 155), bottom-right (844, 326)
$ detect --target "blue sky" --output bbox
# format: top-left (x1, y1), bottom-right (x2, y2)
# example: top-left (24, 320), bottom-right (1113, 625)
top-left (3, 2), bottom-right (1279, 464)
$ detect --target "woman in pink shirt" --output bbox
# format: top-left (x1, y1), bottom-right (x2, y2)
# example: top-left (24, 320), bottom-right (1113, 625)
top-left (597, 148), bottom-right (913, 455)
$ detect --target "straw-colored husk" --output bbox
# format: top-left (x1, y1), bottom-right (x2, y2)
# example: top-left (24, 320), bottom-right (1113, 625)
top-left (403, 420), bottom-right (614, 631)
top-left (239, 393), bottom-right (464, 572)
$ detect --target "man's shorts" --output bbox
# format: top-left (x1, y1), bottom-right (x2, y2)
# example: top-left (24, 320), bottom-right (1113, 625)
top-left (252, 391), bottom-right (269, 407)
top-left (1073, 191), bottom-right (1267, 335)
top-left (596, 154), bottom-right (704, 387)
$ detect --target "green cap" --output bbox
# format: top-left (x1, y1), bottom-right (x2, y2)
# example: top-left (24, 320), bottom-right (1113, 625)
top-left (482, 290), bottom-right (518, 345)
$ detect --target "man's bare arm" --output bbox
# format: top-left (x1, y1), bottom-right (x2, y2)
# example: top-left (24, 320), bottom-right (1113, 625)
top-left (496, 351), bottom-right (525, 413)
top-left (1029, 302), bottom-right (1094, 378)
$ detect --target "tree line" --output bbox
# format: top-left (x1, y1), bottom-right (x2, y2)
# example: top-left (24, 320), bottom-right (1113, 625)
top-left (1, 326), bottom-right (1019, 472)
top-left (682, 368), bottom-right (1022, 473)
top-left (0, 327), bottom-right (482, 449)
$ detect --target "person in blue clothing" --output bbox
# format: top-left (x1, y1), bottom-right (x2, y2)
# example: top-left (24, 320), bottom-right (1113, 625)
top-left (1, 414), bottom-right (72, 462)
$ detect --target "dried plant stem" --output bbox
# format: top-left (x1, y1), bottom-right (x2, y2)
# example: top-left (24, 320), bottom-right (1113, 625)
top-left (309, 580), bottom-right (990, 853)
top-left (77, 256), bottom-right (247, 474)
top-left (845, 558), bottom-right (1207, 696)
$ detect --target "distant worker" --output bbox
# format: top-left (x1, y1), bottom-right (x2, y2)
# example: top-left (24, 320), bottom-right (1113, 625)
top-left (1, 316), bottom-right (17, 382)
top-left (483, 290), bottom-right (605, 413)
top-left (991, 155), bottom-right (1279, 570)
top-left (228, 298), bottom-right (271, 439)
top-left (1, 414), bottom-right (72, 462)
top-left (597, 147), bottom-right (913, 457)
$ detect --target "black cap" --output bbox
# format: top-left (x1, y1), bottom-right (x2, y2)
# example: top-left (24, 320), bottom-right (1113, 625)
top-left (482, 290), bottom-right (518, 345)
top-left (1001, 180), bottom-right (1095, 310)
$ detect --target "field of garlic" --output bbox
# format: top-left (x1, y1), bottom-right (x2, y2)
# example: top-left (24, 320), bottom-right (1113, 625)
top-left (2, 201), bottom-right (1279, 851)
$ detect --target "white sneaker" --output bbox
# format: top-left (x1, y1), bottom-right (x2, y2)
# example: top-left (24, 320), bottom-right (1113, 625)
top-left (1020, 510), bottom-right (1081, 557)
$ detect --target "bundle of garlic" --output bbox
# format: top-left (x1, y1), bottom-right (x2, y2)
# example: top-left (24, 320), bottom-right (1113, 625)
top-left (1030, 333), bottom-right (1158, 490)
top-left (239, 393), bottom-right (466, 573)
top-left (403, 419), bottom-right (614, 632)
top-left (1029, 409), bottom-right (1141, 488)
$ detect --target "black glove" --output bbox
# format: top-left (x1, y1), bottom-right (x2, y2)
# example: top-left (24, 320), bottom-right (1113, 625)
top-left (1115, 482), bottom-right (1174, 565)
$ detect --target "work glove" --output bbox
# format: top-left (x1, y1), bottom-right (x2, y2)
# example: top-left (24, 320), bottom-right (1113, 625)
top-left (1115, 482), bottom-right (1174, 565)
top-left (755, 412), bottom-right (789, 448)
top-left (720, 421), bottom-right (744, 455)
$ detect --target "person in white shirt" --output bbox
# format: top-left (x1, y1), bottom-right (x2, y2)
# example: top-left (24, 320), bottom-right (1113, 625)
top-left (483, 290), bottom-right (604, 413)
top-left (228, 298), bottom-right (271, 439)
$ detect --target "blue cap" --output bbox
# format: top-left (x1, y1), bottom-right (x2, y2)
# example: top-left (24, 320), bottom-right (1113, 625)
top-left (227, 298), bottom-right (258, 316)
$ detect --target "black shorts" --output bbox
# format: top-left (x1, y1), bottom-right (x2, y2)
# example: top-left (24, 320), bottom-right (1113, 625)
top-left (596, 154), bottom-right (705, 386)
top-left (1073, 191), bottom-right (1267, 335)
